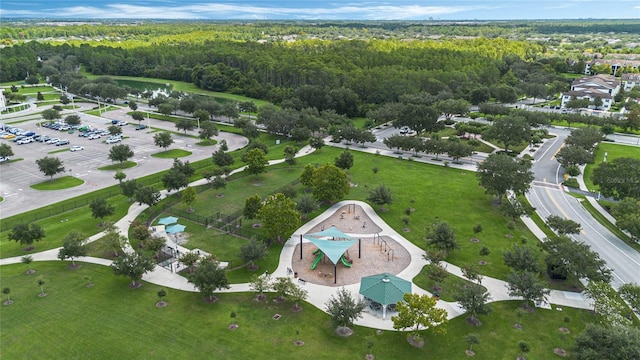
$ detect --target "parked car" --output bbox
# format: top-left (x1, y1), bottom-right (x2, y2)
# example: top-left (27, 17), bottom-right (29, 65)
top-left (1, 134), bottom-right (15, 139)
top-left (118, 121), bottom-right (129, 126)
top-left (70, 145), bottom-right (85, 152)
top-left (399, 126), bottom-right (410, 134)
top-left (111, 120), bottom-right (120, 125)
top-left (88, 134), bottom-right (101, 140)
top-left (17, 137), bottom-right (33, 144)
top-left (46, 138), bottom-right (60, 145)
top-left (57, 139), bottom-right (70, 146)
top-left (0, 156), bottom-right (9, 163)
top-left (135, 124), bottom-right (147, 130)
top-left (39, 135), bottom-right (51, 143)
top-left (106, 137), bottom-right (121, 144)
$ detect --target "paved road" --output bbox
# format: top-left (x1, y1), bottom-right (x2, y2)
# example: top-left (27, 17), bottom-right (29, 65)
top-left (526, 130), bottom-right (640, 289)
top-left (0, 103), bottom-right (248, 218)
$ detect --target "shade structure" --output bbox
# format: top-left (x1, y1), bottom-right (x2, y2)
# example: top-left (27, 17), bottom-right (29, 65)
top-left (304, 238), bottom-right (356, 265)
top-left (359, 273), bottom-right (411, 319)
top-left (306, 226), bottom-right (354, 241)
top-left (165, 224), bottom-right (186, 234)
top-left (158, 216), bottom-right (179, 225)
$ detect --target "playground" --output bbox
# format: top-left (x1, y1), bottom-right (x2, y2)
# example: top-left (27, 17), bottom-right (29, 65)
top-left (290, 204), bottom-right (412, 286)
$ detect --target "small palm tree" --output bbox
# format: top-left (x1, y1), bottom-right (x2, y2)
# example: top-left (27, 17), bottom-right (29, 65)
top-left (157, 289), bottom-right (167, 307)
top-left (2, 287), bottom-right (12, 304)
top-left (21, 255), bottom-right (35, 274)
top-left (37, 278), bottom-right (46, 296)
top-left (518, 341), bottom-right (530, 359)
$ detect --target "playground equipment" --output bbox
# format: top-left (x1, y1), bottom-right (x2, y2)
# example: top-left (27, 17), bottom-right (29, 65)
top-left (340, 256), bottom-right (352, 268)
top-left (311, 252), bottom-right (323, 270)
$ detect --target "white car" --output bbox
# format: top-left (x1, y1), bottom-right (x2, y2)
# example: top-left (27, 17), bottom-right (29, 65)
top-left (88, 134), bottom-right (101, 140)
top-left (106, 137), bottom-right (121, 144)
top-left (46, 138), bottom-right (60, 144)
top-left (70, 145), bottom-right (85, 152)
top-left (17, 137), bottom-right (33, 144)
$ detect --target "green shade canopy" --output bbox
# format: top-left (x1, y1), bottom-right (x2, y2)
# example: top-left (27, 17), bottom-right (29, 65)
top-left (304, 226), bottom-right (356, 264)
top-left (158, 216), bottom-right (179, 225)
top-left (359, 273), bottom-right (412, 306)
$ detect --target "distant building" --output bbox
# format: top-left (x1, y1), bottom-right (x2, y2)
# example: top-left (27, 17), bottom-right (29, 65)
top-left (561, 74), bottom-right (621, 111)
top-left (585, 58), bottom-right (640, 76)
top-left (621, 73), bottom-right (640, 91)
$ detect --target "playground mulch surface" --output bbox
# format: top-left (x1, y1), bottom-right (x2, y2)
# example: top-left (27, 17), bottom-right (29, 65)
top-left (291, 204), bottom-right (412, 287)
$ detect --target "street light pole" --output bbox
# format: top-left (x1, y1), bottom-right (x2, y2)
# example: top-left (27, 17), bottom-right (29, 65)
top-left (597, 152), bottom-right (607, 201)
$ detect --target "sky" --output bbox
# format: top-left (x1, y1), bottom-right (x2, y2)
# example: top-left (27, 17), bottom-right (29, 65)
top-left (1, 1), bottom-right (639, 20)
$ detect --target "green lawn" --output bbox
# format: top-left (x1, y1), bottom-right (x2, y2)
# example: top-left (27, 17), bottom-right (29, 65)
top-left (583, 142), bottom-right (640, 192)
top-left (0, 261), bottom-right (599, 360)
top-left (0, 195), bottom-right (131, 259)
top-left (30, 176), bottom-right (84, 190)
top-left (47, 147), bottom-right (70, 154)
top-left (151, 149), bottom-right (193, 158)
top-left (413, 268), bottom-right (488, 302)
top-left (98, 161), bottom-right (137, 170)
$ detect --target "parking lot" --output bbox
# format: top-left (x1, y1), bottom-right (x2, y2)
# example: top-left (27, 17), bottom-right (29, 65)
top-left (0, 103), bottom-right (248, 218)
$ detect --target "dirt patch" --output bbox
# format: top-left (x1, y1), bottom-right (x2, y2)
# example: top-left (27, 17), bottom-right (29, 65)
top-left (514, 323), bottom-right (522, 330)
top-left (553, 348), bottom-right (567, 357)
top-left (465, 350), bottom-right (476, 357)
top-left (156, 301), bottom-right (168, 308)
top-left (292, 304), bottom-right (303, 312)
top-left (205, 296), bottom-right (219, 304)
top-left (466, 317), bottom-right (482, 326)
top-left (478, 260), bottom-right (487, 265)
top-left (38, 293), bottom-right (47, 298)
top-left (229, 323), bottom-right (239, 330)
top-left (559, 327), bottom-right (570, 333)
top-left (68, 264), bottom-right (82, 270)
top-left (86, 283), bottom-right (95, 288)
top-left (128, 282), bottom-right (143, 289)
top-left (252, 223), bottom-right (262, 228)
top-left (335, 327), bottom-right (354, 337)
top-left (470, 238), bottom-right (480, 243)
top-left (294, 340), bottom-right (304, 346)
top-left (406, 335), bottom-right (424, 348)
top-left (3, 300), bottom-right (14, 305)
top-left (216, 194), bottom-right (225, 198)
top-left (25, 269), bottom-right (36, 275)
top-left (365, 354), bottom-right (375, 360)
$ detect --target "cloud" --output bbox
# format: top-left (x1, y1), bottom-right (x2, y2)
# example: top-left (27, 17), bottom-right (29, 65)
top-left (0, 2), bottom-right (489, 20)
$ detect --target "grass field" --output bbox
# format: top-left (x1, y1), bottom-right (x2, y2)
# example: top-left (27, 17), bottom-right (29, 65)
top-left (0, 261), bottom-right (598, 360)
top-left (98, 161), bottom-right (137, 170)
top-left (151, 149), bottom-right (193, 158)
top-left (583, 142), bottom-right (640, 191)
top-left (30, 176), bottom-right (84, 190)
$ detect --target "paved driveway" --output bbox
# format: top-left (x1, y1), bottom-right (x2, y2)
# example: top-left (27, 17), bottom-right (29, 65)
top-left (0, 104), bottom-right (248, 218)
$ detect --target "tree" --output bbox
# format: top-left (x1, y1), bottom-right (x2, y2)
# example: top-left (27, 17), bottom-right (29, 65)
top-left (89, 197), bottom-right (115, 226)
top-left (21, 255), bottom-right (35, 274)
top-left (299, 163), bottom-right (316, 188)
top-left (243, 148), bottom-right (268, 178)
top-left (311, 164), bottom-right (350, 203)
top-left (425, 263), bottom-right (449, 290)
top-left (454, 284), bottom-right (492, 326)
top-left (193, 109), bottom-right (210, 124)
top-left (239, 238), bottom-right (267, 269)
top-left (612, 198), bottom-right (640, 241)
top-left (483, 116), bottom-right (531, 153)
top-left (435, 98), bottom-right (470, 120)
top-left (37, 278), bottom-right (46, 296)
top-left (257, 193), bottom-right (301, 242)
top-left (153, 132), bottom-right (174, 151)
top-left (8, 223), bottom-right (45, 248)
top-left (0, 143), bottom-right (14, 158)
top-left (35, 156), bottom-right (65, 181)
top-left (134, 185), bottom-right (161, 208)
top-left (110, 251), bottom-right (156, 288)
top-left (212, 149), bottom-right (234, 167)
top-left (283, 145), bottom-right (297, 165)
top-left (296, 194), bottom-right (317, 219)
top-left (179, 252), bottom-right (200, 273)
top-left (503, 245), bottom-right (541, 273)
top-left (546, 215), bottom-right (581, 235)
top-left (556, 145), bottom-right (594, 168)
top-left (619, 282), bottom-right (640, 315)
top-left (120, 179), bottom-right (138, 201)
top-left (198, 121), bottom-right (218, 141)
top-left (367, 184), bottom-right (394, 208)
top-left (565, 127), bottom-right (604, 151)
top-left (108, 125), bottom-right (122, 136)
top-left (188, 257), bottom-right (230, 302)
top-left (249, 274), bottom-right (271, 300)
top-left (573, 324), bottom-right (640, 360)
top-left (425, 221), bottom-right (459, 256)
top-left (182, 186), bottom-right (197, 212)
top-left (108, 144), bottom-right (134, 165)
top-left (517, 341), bottom-right (531, 360)
top-left (114, 170), bottom-right (126, 184)
top-left (584, 280), bottom-right (632, 328)
top-left (309, 136), bottom-right (325, 151)
top-left (41, 108), bottom-right (61, 122)
top-left (541, 235), bottom-right (612, 286)
top-left (64, 114), bottom-right (81, 126)
top-left (334, 149), bottom-right (354, 170)
top-left (392, 293), bottom-right (448, 342)
top-left (288, 284), bottom-right (308, 311)
top-left (176, 118), bottom-right (196, 134)
top-left (128, 100), bottom-right (138, 111)
top-left (465, 333), bottom-right (480, 354)
top-left (3, 287), bottom-right (12, 305)
top-left (446, 140), bottom-right (473, 163)
top-left (243, 194), bottom-right (262, 219)
top-left (57, 230), bottom-right (87, 267)
top-left (593, 157), bottom-right (640, 200)
top-left (325, 287), bottom-right (366, 328)
top-left (477, 153), bottom-right (534, 204)
top-left (506, 270), bottom-right (550, 308)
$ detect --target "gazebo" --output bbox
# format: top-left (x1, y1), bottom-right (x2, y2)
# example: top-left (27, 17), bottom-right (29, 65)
top-left (359, 273), bottom-right (412, 319)
top-left (302, 226), bottom-right (358, 284)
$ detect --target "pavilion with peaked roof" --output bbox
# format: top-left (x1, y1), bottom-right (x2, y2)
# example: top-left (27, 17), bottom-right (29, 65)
top-left (300, 226), bottom-right (359, 284)
top-left (359, 272), bottom-right (412, 319)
